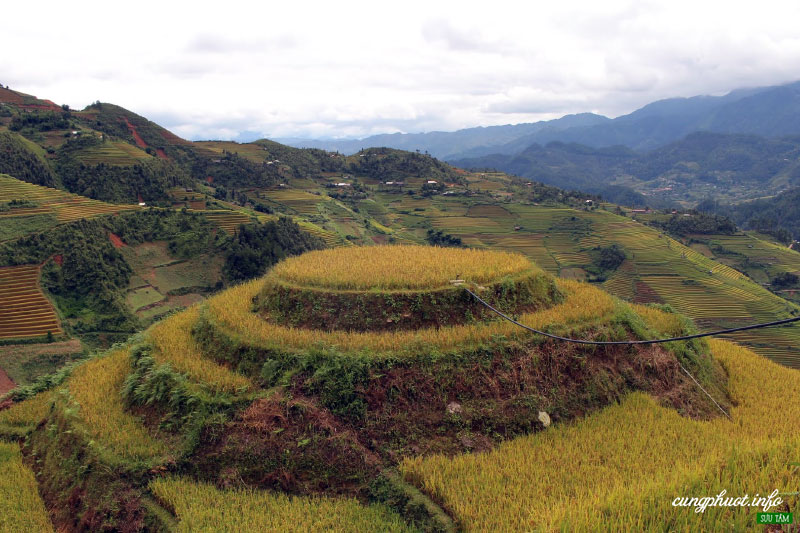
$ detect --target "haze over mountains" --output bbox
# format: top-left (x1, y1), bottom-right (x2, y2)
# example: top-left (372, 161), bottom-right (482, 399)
top-left (280, 80), bottom-right (800, 159)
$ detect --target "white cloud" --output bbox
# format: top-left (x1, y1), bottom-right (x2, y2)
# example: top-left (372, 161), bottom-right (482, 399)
top-left (2, 0), bottom-right (800, 139)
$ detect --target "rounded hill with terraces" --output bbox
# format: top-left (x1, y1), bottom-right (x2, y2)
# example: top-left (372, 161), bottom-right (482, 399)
top-left (3, 245), bottom-right (738, 532)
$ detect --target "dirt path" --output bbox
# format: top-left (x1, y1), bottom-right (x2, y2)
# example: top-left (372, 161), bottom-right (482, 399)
top-left (0, 366), bottom-right (15, 396)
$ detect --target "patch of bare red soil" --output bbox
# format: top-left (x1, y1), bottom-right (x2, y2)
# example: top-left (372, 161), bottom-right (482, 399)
top-left (53, 254), bottom-right (63, 266)
top-left (0, 87), bottom-right (24, 105)
top-left (122, 117), bottom-right (148, 149)
top-left (0, 367), bottom-right (15, 396)
top-left (108, 233), bottom-right (126, 248)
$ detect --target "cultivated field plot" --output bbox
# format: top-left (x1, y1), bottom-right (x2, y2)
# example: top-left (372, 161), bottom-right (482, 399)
top-left (263, 189), bottom-right (326, 215)
top-left (0, 265), bottom-right (62, 340)
top-left (296, 221), bottom-right (347, 247)
top-left (0, 339), bottom-right (83, 386)
top-left (466, 204), bottom-right (513, 218)
top-left (0, 174), bottom-right (139, 227)
top-left (193, 141), bottom-right (271, 163)
top-left (432, 216), bottom-right (507, 233)
top-left (602, 260), bottom-right (637, 301)
top-left (72, 141), bottom-right (151, 166)
top-left (120, 242), bottom-right (223, 322)
top-left (192, 210), bottom-right (252, 234)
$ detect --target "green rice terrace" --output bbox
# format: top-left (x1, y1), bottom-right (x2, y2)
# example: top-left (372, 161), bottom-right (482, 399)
top-left (1, 245), bottom-right (797, 531)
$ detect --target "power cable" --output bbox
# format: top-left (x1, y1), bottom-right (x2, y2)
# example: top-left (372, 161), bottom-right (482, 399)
top-left (463, 287), bottom-right (800, 346)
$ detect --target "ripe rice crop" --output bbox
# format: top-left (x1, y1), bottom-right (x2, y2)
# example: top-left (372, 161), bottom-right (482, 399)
top-left (400, 338), bottom-right (800, 531)
top-left (0, 264), bottom-right (62, 339)
top-left (266, 189), bottom-right (325, 215)
top-left (194, 210), bottom-right (252, 234)
top-left (67, 349), bottom-right (170, 461)
top-left (0, 442), bottom-right (54, 532)
top-left (204, 277), bottom-right (616, 356)
top-left (149, 477), bottom-right (412, 532)
top-left (269, 245), bottom-right (535, 290)
top-left (147, 306), bottom-right (252, 393)
top-left (73, 141), bottom-right (151, 166)
top-left (0, 174), bottom-right (139, 224)
top-left (0, 389), bottom-right (56, 436)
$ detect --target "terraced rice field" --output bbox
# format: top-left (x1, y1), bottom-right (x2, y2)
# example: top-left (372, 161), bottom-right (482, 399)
top-left (433, 216), bottom-right (506, 233)
top-left (193, 210), bottom-right (252, 234)
top-left (193, 141), bottom-right (272, 163)
top-left (296, 221), bottom-right (346, 247)
top-left (0, 265), bottom-right (62, 340)
top-left (705, 234), bottom-right (800, 272)
top-left (410, 203), bottom-right (800, 367)
top-left (149, 477), bottom-right (411, 533)
top-left (72, 141), bottom-right (151, 165)
top-left (0, 174), bottom-right (139, 226)
top-left (168, 187), bottom-right (206, 202)
top-left (264, 189), bottom-right (326, 215)
top-left (602, 260), bottom-right (636, 300)
top-left (466, 204), bottom-right (512, 218)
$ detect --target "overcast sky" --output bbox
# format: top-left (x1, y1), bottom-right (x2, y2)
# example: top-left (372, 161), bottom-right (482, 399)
top-left (3, 0), bottom-right (800, 141)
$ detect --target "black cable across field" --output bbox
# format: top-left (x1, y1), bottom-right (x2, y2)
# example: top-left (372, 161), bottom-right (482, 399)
top-left (464, 286), bottom-right (800, 345)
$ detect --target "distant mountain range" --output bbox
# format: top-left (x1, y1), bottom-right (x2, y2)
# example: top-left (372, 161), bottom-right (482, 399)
top-left (278, 80), bottom-right (800, 159)
top-left (452, 131), bottom-right (800, 208)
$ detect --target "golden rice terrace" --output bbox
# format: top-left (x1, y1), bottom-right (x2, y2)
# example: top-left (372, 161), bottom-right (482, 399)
top-left (256, 246), bottom-right (562, 331)
top-left (6, 245), bottom-right (791, 532)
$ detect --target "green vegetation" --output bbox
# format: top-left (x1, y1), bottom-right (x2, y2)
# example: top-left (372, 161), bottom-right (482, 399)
top-left (701, 187), bottom-right (800, 241)
top-left (0, 340), bottom-right (84, 386)
top-left (56, 135), bottom-right (191, 203)
top-left (0, 213), bottom-right (57, 241)
top-left (9, 110), bottom-right (70, 133)
top-left (0, 131), bottom-right (59, 187)
top-left (223, 217), bottom-right (326, 282)
top-left (425, 228), bottom-right (462, 247)
top-left (588, 243), bottom-right (626, 276)
top-left (648, 211), bottom-right (737, 236)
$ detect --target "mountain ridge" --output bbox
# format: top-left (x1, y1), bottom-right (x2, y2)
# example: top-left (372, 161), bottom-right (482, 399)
top-left (278, 80), bottom-right (800, 158)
